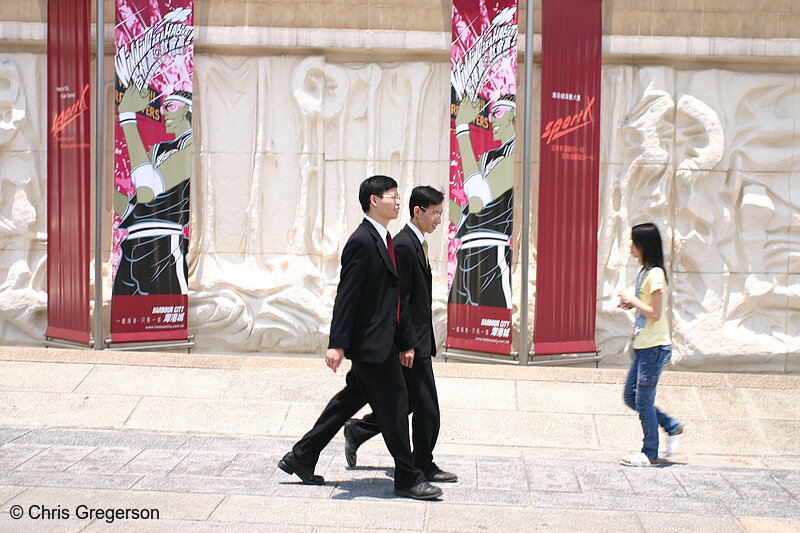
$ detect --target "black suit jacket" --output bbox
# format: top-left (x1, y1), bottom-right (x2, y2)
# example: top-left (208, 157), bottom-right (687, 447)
top-left (396, 224), bottom-right (437, 358)
top-left (328, 219), bottom-right (400, 363)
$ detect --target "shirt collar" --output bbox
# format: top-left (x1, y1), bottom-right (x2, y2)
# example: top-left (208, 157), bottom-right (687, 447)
top-left (408, 221), bottom-right (425, 244)
top-left (364, 215), bottom-right (388, 247)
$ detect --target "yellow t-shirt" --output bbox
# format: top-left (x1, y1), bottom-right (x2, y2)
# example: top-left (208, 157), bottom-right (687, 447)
top-left (632, 267), bottom-right (671, 349)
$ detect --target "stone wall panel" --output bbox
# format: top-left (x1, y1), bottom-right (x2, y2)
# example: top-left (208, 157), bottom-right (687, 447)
top-left (0, 54), bottom-right (47, 345)
top-left (675, 70), bottom-right (796, 173)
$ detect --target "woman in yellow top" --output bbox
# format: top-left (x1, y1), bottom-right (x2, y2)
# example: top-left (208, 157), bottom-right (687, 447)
top-left (617, 223), bottom-right (684, 467)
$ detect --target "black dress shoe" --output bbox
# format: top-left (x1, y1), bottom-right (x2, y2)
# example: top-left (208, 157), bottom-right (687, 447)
top-left (278, 452), bottom-right (324, 485)
top-left (343, 419), bottom-right (359, 468)
top-left (394, 481), bottom-right (443, 500)
top-left (426, 468), bottom-right (458, 483)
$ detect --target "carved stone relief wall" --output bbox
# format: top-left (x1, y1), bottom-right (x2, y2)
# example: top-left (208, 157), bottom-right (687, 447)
top-left (188, 55), bottom-right (451, 353)
top-left (599, 66), bottom-right (799, 372)
top-left (0, 55), bottom-right (47, 344)
top-left (0, 52), bottom-right (797, 371)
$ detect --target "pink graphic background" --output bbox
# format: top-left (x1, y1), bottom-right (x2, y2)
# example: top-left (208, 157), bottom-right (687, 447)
top-left (113, 0), bottom-right (194, 274)
top-left (448, 0), bottom-right (517, 289)
top-left (447, 0), bottom-right (517, 355)
top-left (111, 0), bottom-right (193, 342)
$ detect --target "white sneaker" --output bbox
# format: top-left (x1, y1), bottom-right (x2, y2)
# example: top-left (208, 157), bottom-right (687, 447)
top-left (619, 452), bottom-right (657, 467)
top-left (666, 425), bottom-right (685, 457)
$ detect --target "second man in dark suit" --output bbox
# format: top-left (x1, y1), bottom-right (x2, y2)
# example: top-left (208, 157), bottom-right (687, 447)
top-left (343, 186), bottom-right (457, 483)
top-left (278, 176), bottom-right (442, 500)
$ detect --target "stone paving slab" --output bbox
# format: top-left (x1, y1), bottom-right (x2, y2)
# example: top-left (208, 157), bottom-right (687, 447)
top-left (442, 409), bottom-right (599, 449)
top-left (14, 446), bottom-right (95, 472)
top-left (123, 396), bottom-right (290, 434)
top-left (211, 495), bottom-right (428, 529)
top-left (516, 381), bottom-right (633, 415)
top-left (527, 489), bottom-right (733, 516)
top-left (0, 429), bottom-right (30, 445)
top-left (0, 445), bottom-right (50, 471)
top-left (3, 486), bottom-right (224, 521)
top-left (637, 512), bottom-right (745, 533)
top-left (772, 471), bottom-right (800, 499)
top-left (424, 504), bottom-right (645, 532)
top-left (74, 365), bottom-right (233, 399)
top-left (219, 452), bottom-right (284, 478)
top-left (435, 378), bottom-right (517, 411)
top-left (671, 470), bottom-right (738, 500)
top-left (1, 515), bottom-right (86, 533)
top-left (65, 447), bottom-right (143, 475)
top-left (737, 518), bottom-right (800, 532)
top-left (620, 467), bottom-right (687, 496)
top-left (0, 485), bottom-right (27, 506)
top-left (0, 362), bottom-right (93, 393)
top-left (761, 420), bottom-right (800, 455)
top-left (117, 449), bottom-right (191, 475)
top-left (9, 428), bottom-right (189, 450)
top-left (220, 369), bottom-right (349, 403)
top-left (475, 457), bottom-right (528, 490)
top-left (278, 402), bottom-right (340, 437)
top-left (694, 387), bottom-right (752, 419)
top-left (0, 469), bottom-right (143, 491)
top-left (724, 471), bottom-right (795, 501)
top-left (0, 391), bottom-right (140, 428)
top-left (84, 520), bottom-right (309, 532)
top-left (524, 462), bottom-right (582, 492)
top-left (171, 451), bottom-right (239, 477)
top-left (725, 498), bottom-right (800, 521)
top-left (182, 434), bottom-right (289, 454)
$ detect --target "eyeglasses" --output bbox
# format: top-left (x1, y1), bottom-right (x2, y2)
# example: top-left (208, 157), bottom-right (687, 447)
top-left (380, 194), bottom-right (401, 202)
top-left (420, 206), bottom-right (443, 219)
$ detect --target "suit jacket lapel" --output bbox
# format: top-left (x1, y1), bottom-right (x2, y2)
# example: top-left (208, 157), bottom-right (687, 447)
top-left (404, 224), bottom-right (432, 284)
top-left (364, 219), bottom-right (398, 277)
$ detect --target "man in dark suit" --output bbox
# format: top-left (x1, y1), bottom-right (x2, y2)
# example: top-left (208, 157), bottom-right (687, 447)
top-left (343, 186), bottom-right (457, 483)
top-left (278, 176), bottom-right (442, 500)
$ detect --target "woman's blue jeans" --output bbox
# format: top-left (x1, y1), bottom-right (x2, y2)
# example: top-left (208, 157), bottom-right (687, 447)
top-left (623, 344), bottom-right (681, 461)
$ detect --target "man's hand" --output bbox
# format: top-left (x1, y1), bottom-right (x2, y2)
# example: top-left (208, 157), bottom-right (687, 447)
top-left (399, 349), bottom-right (415, 368)
top-left (455, 96), bottom-right (485, 126)
top-left (326, 348), bottom-right (345, 372)
top-left (119, 84), bottom-right (151, 114)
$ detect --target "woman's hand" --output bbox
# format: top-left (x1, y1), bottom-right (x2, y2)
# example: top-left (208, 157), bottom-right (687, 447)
top-left (617, 290), bottom-right (633, 309)
top-left (617, 289), bottom-right (661, 320)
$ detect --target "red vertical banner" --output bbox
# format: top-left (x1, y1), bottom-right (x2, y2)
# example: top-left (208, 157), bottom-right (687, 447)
top-left (111, 0), bottom-right (194, 343)
top-left (46, 0), bottom-right (92, 345)
top-left (446, 0), bottom-right (518, 356)
top-left (534, 0), bottom-right (602, 356)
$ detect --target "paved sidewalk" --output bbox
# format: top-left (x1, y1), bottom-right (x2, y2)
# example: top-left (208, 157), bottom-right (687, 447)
top-left (0, 347), bottom-right (798, 532)
top-left (1, 427), bottom-right (799, 532)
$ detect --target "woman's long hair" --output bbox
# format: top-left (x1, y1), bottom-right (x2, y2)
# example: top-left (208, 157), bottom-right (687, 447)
top-left (631, 223), bottom-right (667, 280)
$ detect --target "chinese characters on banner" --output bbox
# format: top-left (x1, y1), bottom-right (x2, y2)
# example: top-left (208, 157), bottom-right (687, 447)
top-left (46, 0), bottom-right (92, 344)
top-left (111, 0), bottom-right (194, 343)
top-left (534, 0), bottom-right (602, 356)
top-left (447, 0), bottom-right (518, 355)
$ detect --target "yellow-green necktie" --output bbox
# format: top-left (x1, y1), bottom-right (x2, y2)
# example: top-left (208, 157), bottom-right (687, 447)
top-left (422, 240), bottom-right (429, 265)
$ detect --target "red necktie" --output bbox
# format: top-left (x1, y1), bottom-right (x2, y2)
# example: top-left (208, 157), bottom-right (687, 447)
top-left (386, 233), bottom-right (400, 322)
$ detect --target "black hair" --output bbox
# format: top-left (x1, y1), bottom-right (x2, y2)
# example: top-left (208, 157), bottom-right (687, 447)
top-left (409, 186), bottom-right (445, 218)
top-left (358, 175), bottom-right (398, 213)
top-left (631, 222), bottom-right (667, 280)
